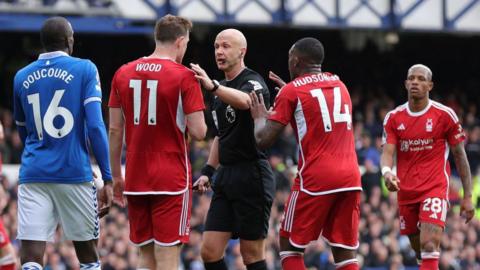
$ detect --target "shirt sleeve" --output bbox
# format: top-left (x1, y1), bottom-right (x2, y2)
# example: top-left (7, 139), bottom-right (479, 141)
top-left (85, 101), bottom-right (112, 181)
top-left (108, 69), bottom-right (122, 108)
top-left (83, 60), bottom-right (103, 106)
top-left (382, 112), bottom-right (398, 145)
top-left (445, 112), bottom-right (466, 146)
top-left (181, 71), bottom-right (205, 114)
top-left (268, 85), bottom-right (296, 126)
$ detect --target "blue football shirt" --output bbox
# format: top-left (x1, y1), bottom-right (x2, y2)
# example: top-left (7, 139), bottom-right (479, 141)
top-left (13, 51), bottom-right (106, 184)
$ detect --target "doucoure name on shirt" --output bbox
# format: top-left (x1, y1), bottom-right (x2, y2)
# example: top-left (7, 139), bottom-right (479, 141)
top-left (22, 68), bottom-right (74, 89)
top-left (292, 73), bottom-right (340, 87)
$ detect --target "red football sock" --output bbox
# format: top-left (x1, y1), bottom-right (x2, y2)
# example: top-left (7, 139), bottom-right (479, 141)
top-left (419, 258), bottom-right (439, 270)
top-left (280, 251), bottom-right (306, 270)
top-left (0, 263), bottom-right (16, 270)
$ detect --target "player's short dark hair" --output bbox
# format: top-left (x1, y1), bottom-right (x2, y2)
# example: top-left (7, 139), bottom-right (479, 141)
top-left (40, 16), bottom-right (72, 51)
top-left (154, 14), bottom-right (192, 43)
top-left (292, 37), bottom-right (325, 65)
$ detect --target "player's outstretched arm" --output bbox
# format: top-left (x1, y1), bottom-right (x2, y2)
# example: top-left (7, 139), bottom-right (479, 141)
top-left (109, 107), bottom-right (126, 207)
top-left (249, 92), bottom-right (285, 149)
top-left (380, 143), bottom-right (400, 191)
top-left (451, 142), bottom-right (475, 223)
top-left (190, 63), bottom-right (250, 110)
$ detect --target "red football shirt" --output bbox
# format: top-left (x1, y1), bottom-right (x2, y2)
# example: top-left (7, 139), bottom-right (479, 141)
top-left (109, 58), bottom-right (205, 194)
top-left (383, 100), bottom-right (466, 205)
top-left (269, 73), bottom-right (361, 195)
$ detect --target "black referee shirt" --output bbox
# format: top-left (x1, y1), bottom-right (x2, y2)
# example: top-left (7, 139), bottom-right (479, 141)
top-left (212, 68), bottom-right (270, 165)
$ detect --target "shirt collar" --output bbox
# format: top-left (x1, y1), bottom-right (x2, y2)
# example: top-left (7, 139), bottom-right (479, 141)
top-left (406, 99), bottom-right (432, 117)
top-left (38, 51), bottom-right (69, 60)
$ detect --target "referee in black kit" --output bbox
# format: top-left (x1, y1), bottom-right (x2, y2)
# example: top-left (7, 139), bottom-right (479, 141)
top-left (190, 28), bottom-right (275, 270)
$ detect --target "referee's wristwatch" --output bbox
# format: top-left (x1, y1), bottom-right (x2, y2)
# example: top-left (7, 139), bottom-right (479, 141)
top-left (210, 79), bottom-right (220, 92)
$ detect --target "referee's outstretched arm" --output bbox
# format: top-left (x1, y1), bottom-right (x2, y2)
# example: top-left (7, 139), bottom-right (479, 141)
top-left (190, 63), bottom-right (250, 110)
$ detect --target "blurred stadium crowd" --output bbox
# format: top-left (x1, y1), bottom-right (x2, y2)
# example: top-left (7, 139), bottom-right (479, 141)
top-left (2, 88), bottom-right (480, 270)
top-left (1, 0), bottom-right (480, 268)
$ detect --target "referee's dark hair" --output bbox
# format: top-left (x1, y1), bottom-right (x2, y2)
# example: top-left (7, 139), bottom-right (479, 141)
top-left (40, 16), bottom-right (73, 53)
top-left (292, 37), bottom-right (325, 65)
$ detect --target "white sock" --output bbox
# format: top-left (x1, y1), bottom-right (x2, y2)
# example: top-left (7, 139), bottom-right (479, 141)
top-left (80, 261), bottom-right (101, 270)
top-left (22, 262), bottom-right (43, 270)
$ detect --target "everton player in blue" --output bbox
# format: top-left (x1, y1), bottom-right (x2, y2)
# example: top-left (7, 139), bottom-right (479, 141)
top-left (13, 17), bottom-right (112, 270)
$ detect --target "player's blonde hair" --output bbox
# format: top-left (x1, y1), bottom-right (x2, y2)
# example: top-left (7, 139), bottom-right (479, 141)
top-left (408, 64), bottom-right (433, 81)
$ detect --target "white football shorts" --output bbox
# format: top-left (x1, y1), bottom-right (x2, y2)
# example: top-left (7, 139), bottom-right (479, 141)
top-left (17, 182), bottom-right (99, 242)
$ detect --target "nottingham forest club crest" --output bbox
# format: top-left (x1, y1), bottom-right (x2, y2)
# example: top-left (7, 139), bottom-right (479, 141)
top-left (426, 118), bottom-right (433, 132)
top-left (225, 105), bottom-right (236, 123)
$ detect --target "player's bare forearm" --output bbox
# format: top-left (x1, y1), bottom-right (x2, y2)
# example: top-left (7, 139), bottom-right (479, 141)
top-left (186, 111), bottom-right (207, 140)
top-left (206, 136), bottom-right (220, 168)
top-left (380, 144), bottom-right (396, 169)
top-left (109, 128), bottom-right (123, 178)
top-left (254, 120), bottom-right (285, 150)
top-left (109, 108), bottom-right (124, 178)
top-left (451, 142), bottom-right (472, 198)
top-left (380, 143), bottom-right (401, 191)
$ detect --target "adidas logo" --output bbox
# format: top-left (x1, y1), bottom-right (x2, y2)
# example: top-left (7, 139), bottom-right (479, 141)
top-left (429, 213), bottom-right (438, 219)
top-left (397, 123), bottom-right (405, 130)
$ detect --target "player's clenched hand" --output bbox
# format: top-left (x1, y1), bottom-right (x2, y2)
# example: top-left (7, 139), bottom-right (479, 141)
top-left (112, 176), bottom-right (126, 207)
top-left (193, 176), bottom-right (211, 194)
top-left (460, 197), bottom-right (475, 224)
top-left (98, 181), bottom-right (113, 218)
top-left (269, 71), bottom-right (286, 88)
top-left (384, 172), bottom-right (400, 192)
top-left (190, 63), bottom-right (214, 90)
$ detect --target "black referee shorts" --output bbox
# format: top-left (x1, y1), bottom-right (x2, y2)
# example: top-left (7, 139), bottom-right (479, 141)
top-left (205, 159), bottom-right (275, 240)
